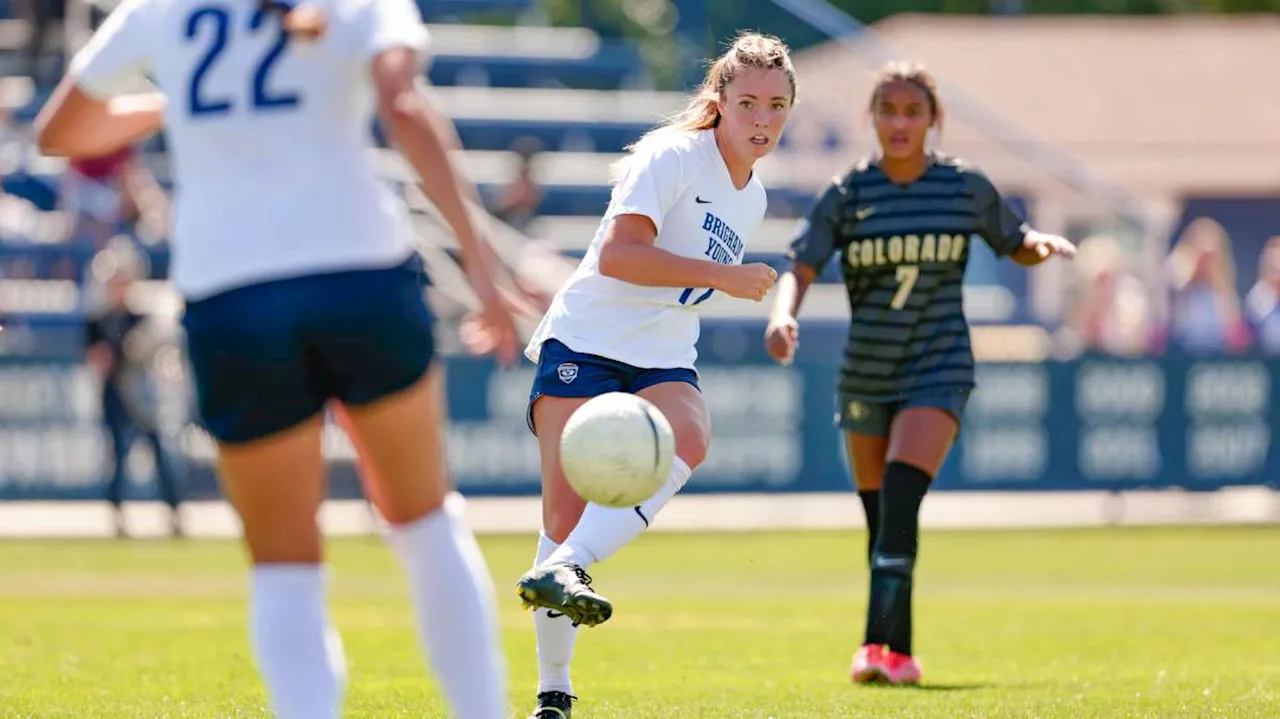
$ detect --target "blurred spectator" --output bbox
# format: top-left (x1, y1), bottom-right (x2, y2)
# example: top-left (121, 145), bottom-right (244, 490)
top-left (13, 0), bottom-right (66, 84)
top-left (491, 136), bottom-right (542, 234)
top-left (1244, 236), bottom-right (1280, 354)
top-left (61, 144), bottom-right (169, 248)
top-left (1061, 235), bottom-right (1152, 356)
top-left (84, 242), bottom-right (183, 538)
top-left (1164, 217), bottom-right (1250, 354)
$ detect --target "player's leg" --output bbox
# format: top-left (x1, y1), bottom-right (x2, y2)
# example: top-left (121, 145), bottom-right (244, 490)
top-left (535, 395), bottom-right (592, 544)
top-left (329, 403), bottom-right (386, 518)
top-left (523, 375), bottom-right (705, 614)
top-left (544, 377), bottom-right (706, 570)
top-left (516, 374), bottom-right (704, 714)
top-left (183, 281), bottom-right (348, 719)
top-left (836, 398), bottom-right (899, 683)
top-left (521, 395), bottom-right (592, 718)
top-left (862, 392), bottom-right (967, 685)
top-left (837, 396), bottom-right (893, 561)
top-left (327, 260), bottom-right (506, 719)
top-left (845, 432), bottom-right (888, 562)
top-left (215, 419), bottom-right (345, 718)
top-left (516, 340), bottom-right (624, 642)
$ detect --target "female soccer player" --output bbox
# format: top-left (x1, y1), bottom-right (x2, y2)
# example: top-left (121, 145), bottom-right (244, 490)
top-left (35, 1), bottom-right (517, 717)
top-left (764, 62), bottom-right (1076, 686)
top-left (513, 32), bottom-right (796, 719)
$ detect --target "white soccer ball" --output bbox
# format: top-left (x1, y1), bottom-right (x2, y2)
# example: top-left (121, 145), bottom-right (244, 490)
top-left (559, 392), bottom-right (676, 508)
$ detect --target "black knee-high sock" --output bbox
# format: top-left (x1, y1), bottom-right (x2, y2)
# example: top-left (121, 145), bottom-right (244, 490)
top-left (857, 489), bottom-right (881, 564)
top-left (863, 462), bottom-right (931, 655)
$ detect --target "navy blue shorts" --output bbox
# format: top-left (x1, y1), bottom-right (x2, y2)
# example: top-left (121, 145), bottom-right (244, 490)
top-left (526, 338), bottom-right (699, 435)
top-left (837, 389), bottom-right (970, 437)
top-left (182, 255), bottom-right (434, 445)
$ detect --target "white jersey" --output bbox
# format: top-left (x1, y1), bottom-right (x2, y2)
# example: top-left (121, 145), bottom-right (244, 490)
top-left (67, 0), bottom-right (429, 300)
top-left (525, 129), bottom-right (767, 370)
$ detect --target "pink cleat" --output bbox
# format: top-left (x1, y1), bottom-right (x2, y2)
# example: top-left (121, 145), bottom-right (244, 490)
top-left (850, 644), bottom-right (922, 685)
top-left (850, 644), bottom-right (888, 684)
top-left (881, 650), bottom-right (922, 685)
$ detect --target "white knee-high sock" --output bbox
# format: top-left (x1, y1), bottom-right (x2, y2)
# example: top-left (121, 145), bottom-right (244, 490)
top-left (250, 564), bottom-right (347, 719)
top-left (533, 532), bottom-right (579, 695)
top-left (547, 457), bottom-right (693, 568)
top-left (385, 493), bottom-right (507, 719)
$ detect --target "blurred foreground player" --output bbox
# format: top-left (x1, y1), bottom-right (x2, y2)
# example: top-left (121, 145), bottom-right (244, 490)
top-left (35, 1), bottom-right (518, 717)
top-left (765, 62), bottom-right (1076, 685)
top-left (515, 33), bottom-right (795, 718)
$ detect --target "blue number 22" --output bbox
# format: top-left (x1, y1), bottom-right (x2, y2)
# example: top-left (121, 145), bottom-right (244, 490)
top-left (186, 5), bottom-right (301, 117)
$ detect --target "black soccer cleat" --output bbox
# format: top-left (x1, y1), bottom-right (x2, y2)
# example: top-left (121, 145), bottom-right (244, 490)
top-left (526, 690), bottom-right (576, 719)
top-left (516, 563), bottom-right (613, 627)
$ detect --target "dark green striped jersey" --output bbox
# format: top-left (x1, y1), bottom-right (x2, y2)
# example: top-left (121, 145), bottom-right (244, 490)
top-left (787, 153), bottom-right (1027, 401)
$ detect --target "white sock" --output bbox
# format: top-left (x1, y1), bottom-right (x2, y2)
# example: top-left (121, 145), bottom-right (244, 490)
top-left (533, 532), bottom-right (579, 695)
top-left (547, 457), bottom-right (693, 567)
top-left (386, 493), bottom-right (507, 719)
top-left (250, 564), bottom-right (347, 719)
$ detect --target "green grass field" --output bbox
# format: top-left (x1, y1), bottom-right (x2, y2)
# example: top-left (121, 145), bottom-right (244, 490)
top-left (1, 526), bottom-right (1277, 718)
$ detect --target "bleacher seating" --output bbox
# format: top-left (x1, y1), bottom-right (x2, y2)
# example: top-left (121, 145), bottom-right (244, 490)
top-left (0, 1), bottom-right (863, 337)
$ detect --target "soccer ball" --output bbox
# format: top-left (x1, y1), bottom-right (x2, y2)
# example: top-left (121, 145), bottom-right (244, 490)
top-left (559, 392), bottom-right (676, 508)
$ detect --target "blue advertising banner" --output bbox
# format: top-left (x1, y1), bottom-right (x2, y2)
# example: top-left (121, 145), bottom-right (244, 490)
top-left (0, 320), bottom-right (1276, 501)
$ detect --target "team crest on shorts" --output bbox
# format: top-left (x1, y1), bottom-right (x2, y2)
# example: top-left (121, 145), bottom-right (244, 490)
top-left (557, 362), bottom-right (579, 384)
top-left (847, 400), bottom-right (869, 421)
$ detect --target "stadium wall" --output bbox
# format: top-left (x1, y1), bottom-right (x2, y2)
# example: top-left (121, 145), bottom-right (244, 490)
top-left (1, 320), bottom-right (1277, 504)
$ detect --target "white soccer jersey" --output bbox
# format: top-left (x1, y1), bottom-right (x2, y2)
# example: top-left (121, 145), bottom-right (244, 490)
top-left (67, 0), bottom-right (429, 300)
top-left (525, 129), bottom-right (767, 370)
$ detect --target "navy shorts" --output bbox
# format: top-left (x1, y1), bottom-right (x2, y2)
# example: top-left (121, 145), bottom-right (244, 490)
top-left (836, 389), bottom-right (971, 437)
top-left (182, 255), bottom-right (435, 444)
top-left (526, 338), bottom-right (699, 435)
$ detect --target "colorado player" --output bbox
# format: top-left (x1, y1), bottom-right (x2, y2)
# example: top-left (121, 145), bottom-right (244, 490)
top-left (765, 62), bottom-right (1075, 685)
top-left (513, 32), bottom-right (795, 718)
top-left (34, 1), bottom-right (516, 717)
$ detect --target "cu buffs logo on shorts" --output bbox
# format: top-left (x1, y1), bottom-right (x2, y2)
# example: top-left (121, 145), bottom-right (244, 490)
top-left (847, 400), bottom-right (869, 421)
top-left (557, 362), bottom-right (579, 384)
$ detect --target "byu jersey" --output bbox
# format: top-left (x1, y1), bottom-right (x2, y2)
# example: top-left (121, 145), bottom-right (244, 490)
top-left (525, 129), bottom-right (767, 370)
top-left (68, 0), bottom-right (428, 300)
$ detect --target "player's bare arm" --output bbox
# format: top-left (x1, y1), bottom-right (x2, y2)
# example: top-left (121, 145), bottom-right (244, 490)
top-left (599, 213), bottom-right (777, 301)
top-left (765, 262), bottom-right (818, 363)
top-left (372, 47), bottom-right (518, 365)
top-left (35, 86), bottom-right (164, 158)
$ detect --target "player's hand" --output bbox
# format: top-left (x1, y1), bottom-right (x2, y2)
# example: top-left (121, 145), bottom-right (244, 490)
top-left (460, 298), bottom-right (520, 367)
top-left (717, 263), bottom-right (778, 302)
top-left (1026, 231), bottom-right (1077, 261)
top-left (282, 3), bottom-right (328, 40)
top-left (462, 264), bottom-right (521, 367)
top-left (764, 314), bottom-right (799, 365)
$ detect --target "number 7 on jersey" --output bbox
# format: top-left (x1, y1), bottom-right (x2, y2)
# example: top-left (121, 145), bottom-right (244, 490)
top-left (891, 265), bottom-right (919, 310)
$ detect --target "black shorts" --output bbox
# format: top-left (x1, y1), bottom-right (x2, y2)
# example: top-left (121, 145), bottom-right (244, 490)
top-left (181, 255), bottom-right (434, 444)
top-left (836, 389), bottom-right (971, 437)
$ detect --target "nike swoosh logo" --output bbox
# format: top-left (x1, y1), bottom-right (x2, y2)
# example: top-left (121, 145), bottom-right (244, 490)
top-left (695, 196), bottom-right (712, 204)
top-left (855, 207), bottom-right (875, 220)
top-left (547, 610), bottom-right (564, 619)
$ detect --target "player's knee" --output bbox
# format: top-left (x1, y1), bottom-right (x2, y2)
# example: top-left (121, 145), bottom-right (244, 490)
top-left (673, 422), bottom-right (711, 470)
top-left (245, 525), bottom-right (323, 564)
top-left (543, 502), bottom-right (587, 543)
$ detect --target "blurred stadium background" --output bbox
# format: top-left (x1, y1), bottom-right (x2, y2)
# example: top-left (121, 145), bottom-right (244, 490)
top-left (1, 0), bottom-right (1279, 536)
